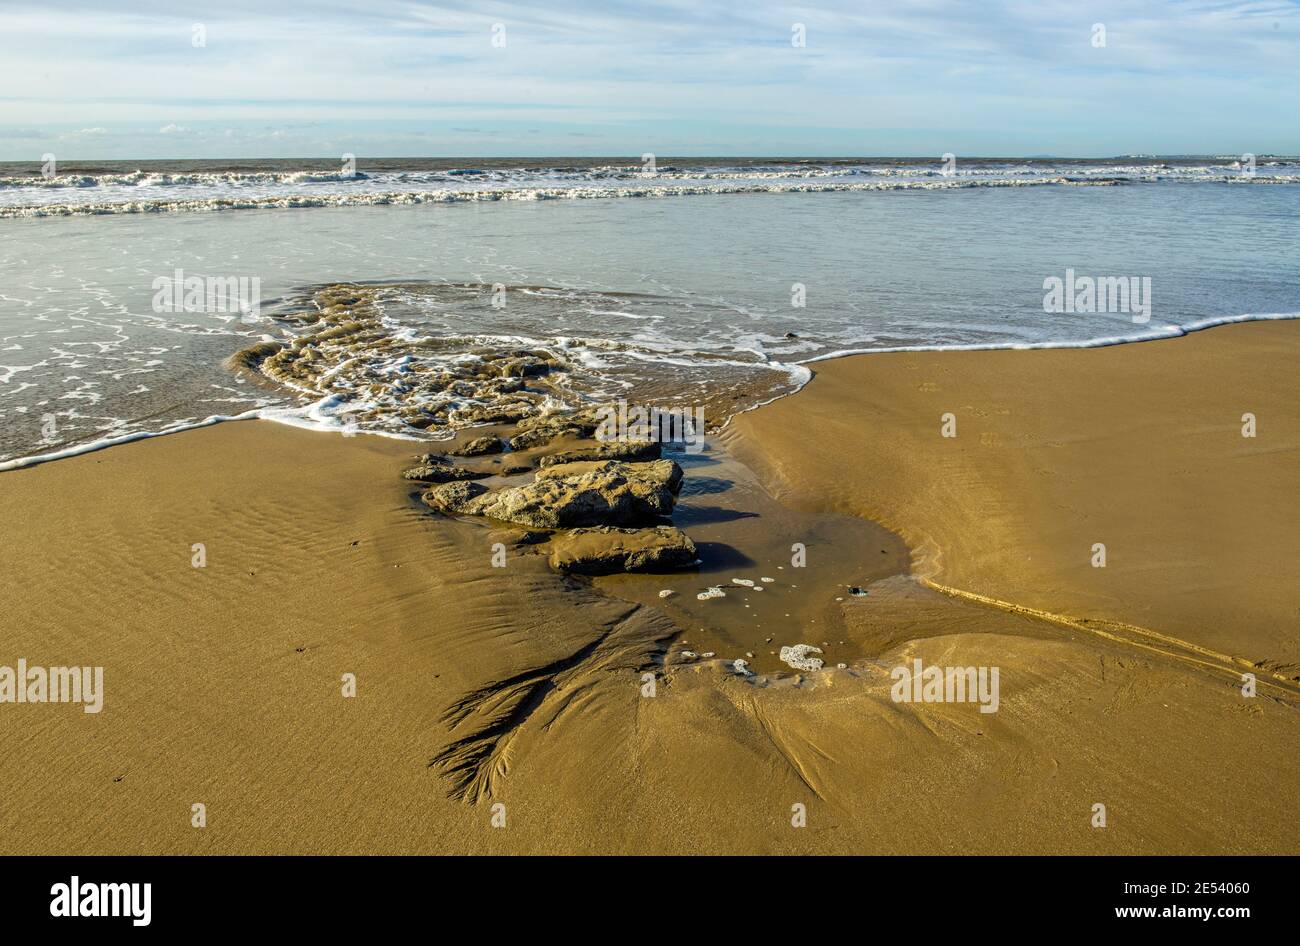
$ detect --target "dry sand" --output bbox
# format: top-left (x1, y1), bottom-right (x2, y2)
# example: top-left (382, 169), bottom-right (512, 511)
top-left (1, 321), bottom-right (1296, 854)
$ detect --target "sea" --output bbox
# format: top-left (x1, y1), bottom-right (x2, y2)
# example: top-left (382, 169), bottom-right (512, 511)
top-left (2, 156), bottom-right (1298, 467)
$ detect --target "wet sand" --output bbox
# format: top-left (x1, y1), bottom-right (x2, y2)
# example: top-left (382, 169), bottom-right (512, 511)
top-left (1, 320), bottom-right (1297, 854)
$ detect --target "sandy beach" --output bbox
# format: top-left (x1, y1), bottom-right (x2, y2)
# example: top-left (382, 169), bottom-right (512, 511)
top-left (1, 319), bottom-right (1296, 855)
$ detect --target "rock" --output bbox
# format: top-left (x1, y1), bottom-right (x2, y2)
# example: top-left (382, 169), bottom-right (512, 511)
top-left (468, 461), bottom-right (679, 528)
top-left (494, 355), bottom-right (554, 378)
top-left (658, 589), bottom-right (675, 598)
top-left (450, 403), bottom-right (532, 426)
top-left (538, 440), bottom-right (661, 466)
top-left (732, 578), bottom-right (755, 587)
top-left (697, 586), bottom-right (726, 601)
top-left (733, 659), bottom-right (752, 676)
top-left (547, 526), bottom-right (697, 574)
top-left (536, 459), bottom-right (683, 495)
top-left (507, 406), bottom-right (608, 450)
top-left (784, 332), bottom-right (798, 339)
top-left (499, 463), bottom-right (532, 476)
top-left (850, 586), bottom-right (868, 596)
top-left (402, 461), bottom-right (486, 482)
top-left (508, 426), bottom-right (582, 451)
top-left (451, 436), bottom-right (503, 457)
top-left (421, 480), bottom-right (490, 514)
top-left (779, 644), bottom-right (824, 672)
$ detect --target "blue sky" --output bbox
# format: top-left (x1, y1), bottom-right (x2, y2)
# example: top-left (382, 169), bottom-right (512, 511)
top-left (1, 0), bottom-right (1297, 159)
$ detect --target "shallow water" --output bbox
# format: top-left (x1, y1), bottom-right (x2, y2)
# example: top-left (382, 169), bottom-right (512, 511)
top-left (2, 157), bottom-right (1298, 465)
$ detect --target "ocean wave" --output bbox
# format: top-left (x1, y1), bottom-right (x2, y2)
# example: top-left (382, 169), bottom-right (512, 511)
top-left (11, 173), bottom-right (1300, 218)
top-left (0, 169), bottom-right (372, 189)
top-left (803, 310), bottom-right (1300, 362)
top-left (3, 160), bottom-right (1298, 217)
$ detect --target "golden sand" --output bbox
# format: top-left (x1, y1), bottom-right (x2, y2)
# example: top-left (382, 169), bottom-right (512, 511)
top-left (1, 321), bottom-right (1296, 854)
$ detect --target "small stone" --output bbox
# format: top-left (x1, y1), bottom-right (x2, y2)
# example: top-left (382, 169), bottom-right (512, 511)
top-left (658, 589), bottom-right (675, 598)
top-left (697, 586), bottom-right (726, 601)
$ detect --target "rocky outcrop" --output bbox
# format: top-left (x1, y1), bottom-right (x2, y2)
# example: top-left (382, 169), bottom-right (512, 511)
top-left (506, 406), bottom-right (608, 450)
top-left (450, 435), bottom-right (504, 457)
top-left (548, 526), bottom-right (697, 574)
top-left (397, 397), bottom-right (701, 575)
top-left (422, 480), bottom-right (490, 514)
top-left (402, 459), bottom-right (488, 482)
top-left (536, 459), bottom-right (683, 495)
top-left (537, 440), bottom-right (661, 466)
top-left (421, 459), bottom-right (682, 528)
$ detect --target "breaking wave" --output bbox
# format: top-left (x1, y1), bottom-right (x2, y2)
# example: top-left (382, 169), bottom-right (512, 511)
top-left (3, 159), bottom-right (1297, 218)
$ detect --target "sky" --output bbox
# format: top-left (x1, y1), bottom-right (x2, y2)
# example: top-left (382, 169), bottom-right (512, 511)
top-left (0, 0), bottom-right (1297, 160)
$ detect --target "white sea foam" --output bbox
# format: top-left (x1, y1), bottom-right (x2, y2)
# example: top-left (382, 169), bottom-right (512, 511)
top-left (3, 161), bottom-right (1296, 218)
top-left (803, 310), bottom-right (1300, 364)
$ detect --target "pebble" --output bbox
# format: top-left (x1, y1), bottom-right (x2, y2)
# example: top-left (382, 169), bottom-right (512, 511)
top-left (733, 659), bottom-right (752, 676)
top-left (697, 586), bottom-right (726, 601)
top-left (731, 578), bottom-right (755, 587)
top-left (658, 589), bottom-right (675, 598)
top-left (760, 577), bottom-right (775, 583)
top-left (850, 586), bottom-right (868, 597)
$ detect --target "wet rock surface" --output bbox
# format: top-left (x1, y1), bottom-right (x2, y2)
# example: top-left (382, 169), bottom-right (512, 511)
top-left (402, 457), bottom-right (488, 482)
top-left (450, 435), bottom-right (504, 457)
top-left (432, 460), bottom-right (680, 528)
top-left (548, 526), bottom-right (697, 574)
top-left (404, 401), bottom-right (699, 574)
top-left (537, 440), bottom-right (661, 466)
